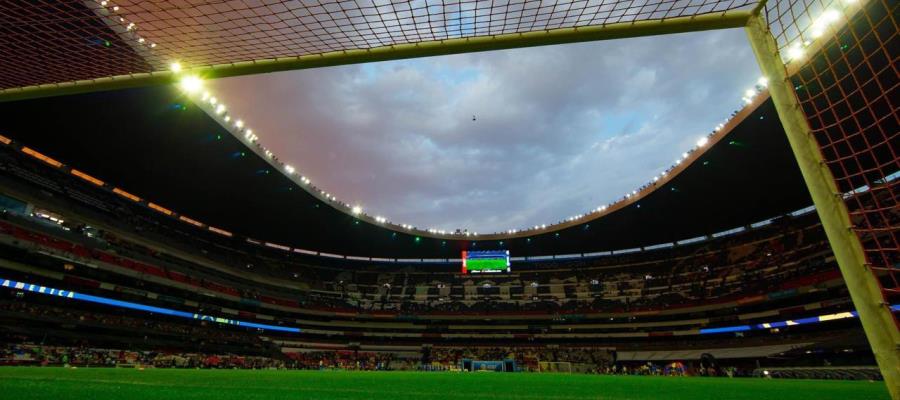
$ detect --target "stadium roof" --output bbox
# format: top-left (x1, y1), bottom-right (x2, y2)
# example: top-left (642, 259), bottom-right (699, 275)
top-left (0, 84), bottom-right (811, 258)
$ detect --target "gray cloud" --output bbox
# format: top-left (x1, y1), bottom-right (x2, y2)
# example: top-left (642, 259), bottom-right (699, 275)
top-left (209, 28), bottom-right (760, 233)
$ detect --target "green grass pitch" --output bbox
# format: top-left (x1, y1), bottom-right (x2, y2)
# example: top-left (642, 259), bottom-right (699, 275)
top-left (465, 258), bottom-right (507, 271)
top-left (0, 367), bottom-right (890, 400)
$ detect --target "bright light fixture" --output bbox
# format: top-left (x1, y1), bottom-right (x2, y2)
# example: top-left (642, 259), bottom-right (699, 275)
top-left (178, 76), bottom-right (203, 93)
top-left (820, 9), bottom-right (840, 24)
top-left (235, 120), bottom-right (244, 129)
top-left (215, 104), bottom-right (226, 115)
top-left (352, 206), bottom-right (362, 215)
top-left (170, 62), bottom-right (182, 73)
top-left (697, 136), bottom-right (709, 147)
top-left (787, 44), bottom-right (804, 61)
top-left (811, 9), bottom-right (840, 38)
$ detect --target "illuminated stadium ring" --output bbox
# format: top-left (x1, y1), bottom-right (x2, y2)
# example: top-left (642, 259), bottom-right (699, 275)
top-left (179, 75), bottom-right (764, 241)
top-left (4, 277), bottom-right (896, 337)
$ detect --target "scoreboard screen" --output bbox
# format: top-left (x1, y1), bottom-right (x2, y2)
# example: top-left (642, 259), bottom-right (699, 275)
top-left (462, 250), bottom-right (510, 274)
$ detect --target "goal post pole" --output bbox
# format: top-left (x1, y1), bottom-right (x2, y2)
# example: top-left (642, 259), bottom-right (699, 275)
top-left (744, 11), bottom-right (900, 399)
top-left (0, 10), bottom-right (753, 103)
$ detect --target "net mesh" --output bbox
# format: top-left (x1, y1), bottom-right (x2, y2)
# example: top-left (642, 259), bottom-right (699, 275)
top-left (0, 0), bottom-right (758, 90)
top-left (0, 1), bottom-right (153, 89)
top-left (765, 0), bottom-right (899, 320)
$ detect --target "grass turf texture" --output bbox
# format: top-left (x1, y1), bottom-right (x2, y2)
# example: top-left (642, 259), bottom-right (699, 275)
top-left (465, 258), bottom-right (507, 271)
top-left (0, 367), bottom-right (890, 400)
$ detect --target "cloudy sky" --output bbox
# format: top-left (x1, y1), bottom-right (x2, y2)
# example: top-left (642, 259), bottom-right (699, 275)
top-left (209, 29), bottom-right (760, 234)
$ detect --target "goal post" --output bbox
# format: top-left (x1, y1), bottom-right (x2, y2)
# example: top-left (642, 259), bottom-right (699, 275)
top-left (0, 11), bottom-right (753, 103)
top-left (744, 6), bottom-right (900, 399)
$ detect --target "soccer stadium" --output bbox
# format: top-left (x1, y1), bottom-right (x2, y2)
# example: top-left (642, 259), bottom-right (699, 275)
top-left (0, 0), bottom-right (897, 399)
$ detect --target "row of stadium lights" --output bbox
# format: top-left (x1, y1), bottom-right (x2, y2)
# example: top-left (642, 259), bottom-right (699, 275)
top-left (783, 4), bottom-right (853, 63)
top-left (582, 0), bottom-right (868, 219)
top-left (95, 1), bottom-right (157, 50)
top-left (489, 0), bottom-right (855, 236)
top-left (159, 4), bottom-right (850, 240)
top-left (172, 66), bottom-right (761, 239)
top-left (547, 0), bottom-right (861, 229)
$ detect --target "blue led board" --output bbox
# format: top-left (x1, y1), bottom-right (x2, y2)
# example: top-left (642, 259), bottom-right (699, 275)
top-left (1, 278), bottom-right (299, 333)
top-left (698, 308), bottom-right (897, 335)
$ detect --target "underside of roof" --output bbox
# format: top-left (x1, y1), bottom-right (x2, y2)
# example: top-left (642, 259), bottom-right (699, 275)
top-left (0, 84), bottom-right (812, 258)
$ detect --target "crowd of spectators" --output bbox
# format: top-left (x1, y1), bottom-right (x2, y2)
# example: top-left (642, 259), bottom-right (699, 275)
top-left (0, 343), bottom-right (285, 369)
top-left (0, 204), bottom-right (841, 321)
top-left (427, 346), bottom-right (616, 372)
top-left (0, 300), bottom-right (269, 351)
top-left (285, 351), bottom-right (402, 370)
top-left (0, 140), bottom-right (850, 321)
top-left (0, 341), bottom-right (721, 376)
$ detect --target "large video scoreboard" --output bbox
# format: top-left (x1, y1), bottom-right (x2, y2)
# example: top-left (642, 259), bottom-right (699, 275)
top-left (462, 250), bottom-right (510, 274)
